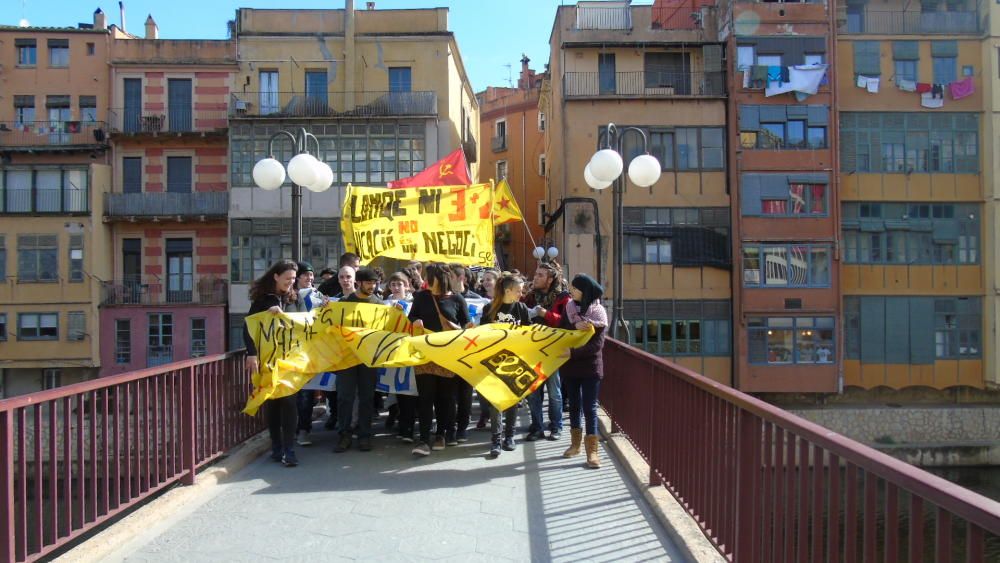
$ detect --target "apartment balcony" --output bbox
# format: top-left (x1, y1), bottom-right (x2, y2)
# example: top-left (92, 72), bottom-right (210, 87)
top-left (101, 276), bottom-right (228, 307)
top-left (107, 108), bottom-right (228, 136)
top-left (564, 71), bottom-right (726, 98)
top-left (575, 3), bottom-right (632, 30)
top-left (0, 121), bottom-right (108, 152)
top-left (491, 136), bottom-right (507, 153)
top-left (839, 8), bottom-right (981, 34)
top-left (103, 192), bottom-right (229, 222)
top-left (228, 91), bottom-right (438, 119)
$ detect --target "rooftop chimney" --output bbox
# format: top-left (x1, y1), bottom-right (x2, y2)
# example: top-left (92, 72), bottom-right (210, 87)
top-left (118, 1), bottom-right (126, 33)
top-left (145, 14), bottom-right (158, 39)
top-left (366, 2), bottom-right (375, 9)
top-left (518, 54), bottom-right (534, 90)
top-left (94, 7), bottom-right (106, 29)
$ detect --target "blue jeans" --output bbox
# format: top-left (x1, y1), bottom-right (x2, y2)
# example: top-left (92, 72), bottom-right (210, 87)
top-left (564, 377), bottom-right (601, 436)
top-left (528, 371), bottom-right (563, 433)
top-left (336, 365), bottom-right (377, 439)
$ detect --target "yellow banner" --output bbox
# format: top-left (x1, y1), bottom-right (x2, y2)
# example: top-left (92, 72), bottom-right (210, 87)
top-left (493, 178), bottom-right (524, 225)
top-left (243, 302), bottom-right (593, 416)
top-left (341, 183), bottom-right (495, 266)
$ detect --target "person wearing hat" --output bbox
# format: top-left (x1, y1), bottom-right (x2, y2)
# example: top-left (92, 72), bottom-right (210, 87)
top-left (559, 273), bottom-right (608, 469)
top-left (333, 267), bottom-right (384, 453)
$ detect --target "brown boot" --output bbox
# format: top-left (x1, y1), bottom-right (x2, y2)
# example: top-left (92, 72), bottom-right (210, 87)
top-left (563, 428), bottom-right (583, 458)
top-left (584, 435), bottom-right (601, 469)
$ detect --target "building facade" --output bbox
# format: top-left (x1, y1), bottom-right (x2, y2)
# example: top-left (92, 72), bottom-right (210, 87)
top-left (477, 56), bottom-right (546, 273)
top-left (545, 0), bottom-right (733, 384)
top-left (227, 6), bottom-right (479, 346)
top-left (0, 14), bottom-right (113, 396)
top-left (99, 18), bottom-right (237, 375)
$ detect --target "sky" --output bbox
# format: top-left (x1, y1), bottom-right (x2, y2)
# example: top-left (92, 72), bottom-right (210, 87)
top-left (7, 0), bottom-right (604, 92)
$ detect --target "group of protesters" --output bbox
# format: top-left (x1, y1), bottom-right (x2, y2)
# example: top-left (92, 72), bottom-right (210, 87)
top-left (243, 252), bottom-right (608, 470)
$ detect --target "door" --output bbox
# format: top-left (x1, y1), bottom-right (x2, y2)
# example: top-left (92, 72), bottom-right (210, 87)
top-left (48, 105), bottom-right (71, 145)
top-left (259, 71), bottom-right (278, 115)
top-left (166, 156), bottom-right (192, 194)
top-left (147, 313), bottom-right (173, 367)
top-left (598, 54), bottom-right (616, 95)
top-left (165, 238), bottom-right (193, 303)
top-left (305, 71), bottom-right (328, 112)
top-left (122, 157), bottom-right (142, 194)
top-left (122, 238), bottom-right (142, 303)
top-left (167, 79), bottom-right (192, 132)
top-left (123, 78), bottom-right (142, 133)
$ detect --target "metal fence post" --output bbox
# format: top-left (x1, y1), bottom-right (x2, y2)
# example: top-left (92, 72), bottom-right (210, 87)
top-left (0, 411), bottom-right (14, 563)
top-left (180, 366), bottom-right (196, 486)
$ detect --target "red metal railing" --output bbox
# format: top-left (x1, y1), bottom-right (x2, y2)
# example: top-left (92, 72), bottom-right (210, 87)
top-left (0, 351), bottom-right (262, 562)
top-left (600, 339), bottom-right (1000, 561)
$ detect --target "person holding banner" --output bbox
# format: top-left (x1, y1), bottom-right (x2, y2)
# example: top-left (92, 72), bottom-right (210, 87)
top-left (522, 261), bottom-right (570, 442)
top-left (560, 274), bottom-right (608, 469)
top-left (473, 268), bottom-right (500, 430)
top-left (243, 259), bottom-right (300, 467)
top-left (289, 261), bottom-right (328, 447)
top-left (408, 263), bottom-right (472, 456)
top-left (382, 271), bottom-right (414, 439)
top-left (480, 273), bottom-right (532, 458)
top-left (448, 263), bottom-right (482, 445)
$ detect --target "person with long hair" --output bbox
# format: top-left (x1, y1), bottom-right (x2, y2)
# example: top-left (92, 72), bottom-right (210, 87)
top-left (243, 259), bottom-right (300, 467)
top-left (480, 273), bottom-right (531, 458)
top-left (560, 274), bottom-right (608, 469)
top-left (407, 263), bottom-right (471, 456)
top-left (522, 261), bottom-right (570, 442)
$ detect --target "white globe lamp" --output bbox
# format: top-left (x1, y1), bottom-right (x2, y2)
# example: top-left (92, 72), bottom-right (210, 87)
top-left (532, 246), bottom-right (546, 260)
top-left (546, 247), bottom-right (559, 259)
top-left (627, 154), bottom-right (662, 188)
top-left (287, 153), bottom-right (320, 187)
top-left (252, 158), bottom-right (285, 191)
top-left (306, 161), bottom-right (334, 193)
top-left (584, 164), bottom-right (612, 190)
top-left (589, 149), bottom-right (624, 183)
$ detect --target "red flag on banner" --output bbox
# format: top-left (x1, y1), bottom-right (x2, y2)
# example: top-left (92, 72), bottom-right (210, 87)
top-left (387, 148), bottom-right (471, 188)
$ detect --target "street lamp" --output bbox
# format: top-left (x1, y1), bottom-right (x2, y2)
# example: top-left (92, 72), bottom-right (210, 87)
top-left (532, 245), bottom-right (559, 262)
top-left (252, 128), bottom-right (333, 262)
top-left (584, 123), bottom-right (661, 340)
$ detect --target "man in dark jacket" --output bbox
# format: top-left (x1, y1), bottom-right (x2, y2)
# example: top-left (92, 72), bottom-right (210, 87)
top-left (521, 261), bottom-right (569, 441)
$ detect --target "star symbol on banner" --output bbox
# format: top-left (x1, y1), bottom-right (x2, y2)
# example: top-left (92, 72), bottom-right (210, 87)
top-left (499, 198), bottom-right (511, 210)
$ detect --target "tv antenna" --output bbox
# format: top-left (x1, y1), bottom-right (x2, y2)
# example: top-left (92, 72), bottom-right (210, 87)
top-left (504, 63), bottom-right (513, 88)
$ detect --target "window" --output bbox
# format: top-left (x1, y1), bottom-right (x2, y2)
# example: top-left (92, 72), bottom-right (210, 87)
top-left (148, 313), bottom-right (173, 367)
top-left (14, 96), bottom-right (35, 125)
top-left (230, 218), bottom-right (342, 283)
top-left (259, 71), bottom-right (279, 115)
top-left (840, 112), bottom-right (979, 173)
top-left (740, 105), bottom-right (829, 151)
top-left (2, 167), bottom-right (89, 214)
top-left (43, 369), bottom-right (61, 390)
top-left (676, 128), bottom-right (700, 170)
top-left (166, 157), bottom-right (192, 194)
top-left (853, 41), bottom-right (881, 76)
top-left (737, 45), bottom-right (755, 72)
top-left (933, 57), bottom-right (956, 84)
top-left (538, 154), bottom-right (546, 177)
top-left (48, 39), bottom-right (69, 67)
top-left (495, 119), bottom-right (507, 145)
top-left (804, 53), bottom-right (825, 66)
top-left (69, 234), bottom-right (83, 282)
top-left (626, 300), bottom-right (731, 357)
top-left (538, 112), bottom-right (546, 131)
top-left (894, 60), bottom-right (918, 85)
top-left (496, 160), bottom-right (508, 181)
top-left (115, 319), bottom-right (131, 364)
top-left (0, 235), bottom-right (5, 280)
top-left (15, 39), bottom-right (36, 66)
top-left (191, 318), bottom-right (207, 357)
top-left (0, 313), bottom-right (6, 340)
top-left (757, 54), bottom-right (782, 67)
top-left (79, 95), bottom-right (98, 122)
top-left (18, 313), bottom-right (58, 340)
top-left (742, 175), bottom-right (827, 217)
top-left (304, 70), bottom-right (328, 105)
top-left (17, 235), bottom-right (58, 282)
top-left (623, 207), bottom-right (730, 267)
top-left (844, 296), bottom-right (981, 363)
top-left (122, 157), bottom-right (142, 193)
top-left (388, 67), bottom-right (412, 93)
top-left (86, 42), bottom-right (95, 56)
top-left (748, 317), bottom-right (835, 365)
top-left (67, 311), bottom-right (85, 341)
top-left (743, 244), bottom-right (831, 287)
top-left (841, 202), bottom-right (979, 265)
top-left (846, 6), bottom-right (864, 32)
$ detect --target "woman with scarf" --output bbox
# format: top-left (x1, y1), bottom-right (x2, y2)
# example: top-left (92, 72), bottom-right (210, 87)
top-left (559, 273), bottom-right (607, 469)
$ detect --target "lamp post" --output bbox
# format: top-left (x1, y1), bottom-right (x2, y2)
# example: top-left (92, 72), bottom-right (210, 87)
top-left (252, 128), bottom-right (334, 262)
top-left (532, 245), bottom-right (559, 263)
top-left (584, 123), bottom-right (661, 341)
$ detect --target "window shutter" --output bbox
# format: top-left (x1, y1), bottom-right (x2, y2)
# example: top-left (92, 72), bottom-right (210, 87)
top-left (47, 39), bottom-right (69, 48)
top-left (859, 296), bottom-right (886, 363)
top-left (908, 297), bottom-right (935, 364)
top-left (853, 41), bottom-right (881, 76)
top-left (806, 106), bottom-right (828, 126)
top-left (884, 298), bottom-right (910, 363)
top-left (740, 174), bottom-right (762, 215)
top-left (738, 105), bottom-right (760, 131)
top-left (759, 105), bottom-right (787, 122)
top-left (892, 41), bottom-right (919, 61)
top-left (931, 40), bottom-right (958, 57)
top-left (166, 156), bottom-right (192, 193)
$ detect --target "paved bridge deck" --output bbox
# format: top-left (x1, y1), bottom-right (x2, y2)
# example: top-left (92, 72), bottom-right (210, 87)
top-left (102, 410), bottom-right (686, 562)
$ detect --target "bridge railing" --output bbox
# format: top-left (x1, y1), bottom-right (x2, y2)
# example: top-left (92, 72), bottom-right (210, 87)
top-left (0, 351), bottom-right (262, 563)
top-left (600, 339), bottom-right (1000, 562)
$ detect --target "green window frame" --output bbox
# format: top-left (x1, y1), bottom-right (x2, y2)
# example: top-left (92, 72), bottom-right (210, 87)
top-left (626, 300), bottom-right (731, 357)
top-left (17, 234), bottom-right (58, 282)
top-left (842, 202), bottom-right (979, 265)
top-left (840, 112), bottom-right (979, 174)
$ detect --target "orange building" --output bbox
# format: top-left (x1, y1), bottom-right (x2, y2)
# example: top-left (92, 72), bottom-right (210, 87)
top-left (477, 56), bottom-right (546, 273)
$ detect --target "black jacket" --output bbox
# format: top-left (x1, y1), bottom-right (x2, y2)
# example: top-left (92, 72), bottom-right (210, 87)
top-left (243, 293), bottom-right (286, 357)
top-left (408, 290), bottom-right (470, 332)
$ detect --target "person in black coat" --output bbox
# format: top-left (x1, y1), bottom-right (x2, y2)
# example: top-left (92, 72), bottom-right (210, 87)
top-left (243, 259), bottom-right (300, 467)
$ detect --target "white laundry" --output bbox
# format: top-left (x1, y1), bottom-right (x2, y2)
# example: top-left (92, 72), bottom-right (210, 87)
top-left (765, 64), bottom-right (828, 99)
top-left (920, 92), bottom-right (944, 108)
top-left (742, 69), bottom-right (751, 89)
top-left (897, 79), bottom-right (917, 92)
top-left (865, 77), bottom-right (879, 93)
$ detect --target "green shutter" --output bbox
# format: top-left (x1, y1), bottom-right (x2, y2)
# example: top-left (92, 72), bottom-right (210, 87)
top-left (859, 296), bottom-right (886, 363)
top-left (931, 40), bottom-right (958, 57)
top-left (853, 41), bottom-right (882, 76)
top-left (884, 298), bottom-right (910, 363)
top-left (892, 41), bottom-right (919, 61)
top-left (908, 297), bottom-right (935, 364)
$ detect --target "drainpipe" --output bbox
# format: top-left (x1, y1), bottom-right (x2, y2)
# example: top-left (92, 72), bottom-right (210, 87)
top-left (345, 0), bottom-right (356, 109)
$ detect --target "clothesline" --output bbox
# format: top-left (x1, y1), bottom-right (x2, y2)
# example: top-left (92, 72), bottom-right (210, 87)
top-left (855, 73), bottom-right (975, 108)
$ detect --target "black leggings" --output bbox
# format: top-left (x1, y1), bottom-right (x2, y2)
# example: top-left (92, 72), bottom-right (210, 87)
top-left (266, 394), bottom-right (297, 450)
top-left (416, 373), bottom-right (457, 444)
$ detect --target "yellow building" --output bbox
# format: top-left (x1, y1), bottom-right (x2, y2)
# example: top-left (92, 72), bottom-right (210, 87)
top-left (0, 12), bottom-right (114, 396)
top-left (985, 0), bottom-right (1000, 388)
top-left (835, 0), bottom-right (991, 389)
top-left (545, 1), bottom-right (732, 384)
top-left (227, 6), bottom-right (479, 343)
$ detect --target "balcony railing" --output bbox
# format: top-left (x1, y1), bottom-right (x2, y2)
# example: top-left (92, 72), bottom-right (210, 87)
top-left (491, 136), bottom-right (507, 153)
top-left (841, 8), bottom-right (981, 34)
top-left (564, 71), bottom-right (726, 98)
top-left (575, 4), bottom-right (632, 30)
top-left (103, 192), bottom-right (228, 220)
top-left (228, 91), bottom-right (438, 118)
top-left (600, 339), bottom-right (1000, 561)
top-left (107, 108), bottom-right (228, 135)
top-left (0, 350), bottom-right (262, 561)
top-left (0, 121), bottom-right (108, 150)
top-left (101, 276), bottom-right (228, 306)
